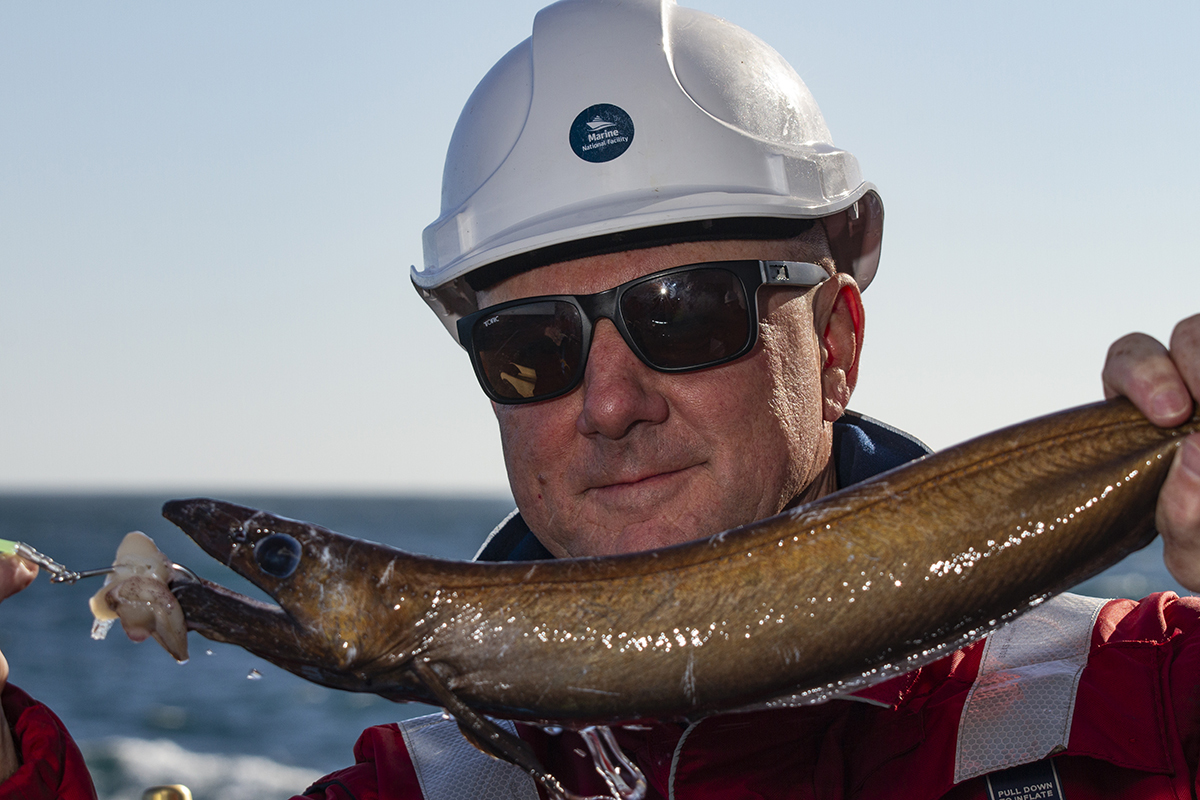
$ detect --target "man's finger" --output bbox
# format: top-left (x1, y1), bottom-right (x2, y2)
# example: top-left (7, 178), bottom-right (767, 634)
top-left (1102, 332), bottom-right (1193, 426)
top-left (1169, 313), bottom-right (1200, 402)
top-left (1158, 434), bottom-right (1200, 592)
top-left (0, 557), bottom-right (37, 603)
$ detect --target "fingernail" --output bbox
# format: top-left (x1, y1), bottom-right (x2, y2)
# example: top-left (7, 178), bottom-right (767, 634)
top-left (1152, 388), bottom-right (1190, 420)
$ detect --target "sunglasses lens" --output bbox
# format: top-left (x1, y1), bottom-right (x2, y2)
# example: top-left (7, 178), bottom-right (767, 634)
top-left (620, 268), bottom-right (751, 369)
top-left (471, 301), bottom-right (584, 401)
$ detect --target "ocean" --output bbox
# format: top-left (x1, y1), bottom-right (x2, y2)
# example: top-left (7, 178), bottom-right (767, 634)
top-left (0, 493), bottom-right (513, 799)
top-left (0, 493), bottom-right (1191, 799)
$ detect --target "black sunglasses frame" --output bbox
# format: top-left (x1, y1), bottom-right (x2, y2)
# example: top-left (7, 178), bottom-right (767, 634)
top-left (457, 260), bottom-right (830, 405)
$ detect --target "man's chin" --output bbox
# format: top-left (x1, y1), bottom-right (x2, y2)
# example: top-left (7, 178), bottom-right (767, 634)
top-left (597, 516), bottom-right (718, 557)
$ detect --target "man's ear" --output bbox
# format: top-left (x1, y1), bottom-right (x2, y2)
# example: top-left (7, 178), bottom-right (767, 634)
top-left (813, 274), bottom-right (865, 422)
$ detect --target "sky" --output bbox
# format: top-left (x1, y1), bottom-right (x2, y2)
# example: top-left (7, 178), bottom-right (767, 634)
top-left (1, 1), bottom-right (1197, 496)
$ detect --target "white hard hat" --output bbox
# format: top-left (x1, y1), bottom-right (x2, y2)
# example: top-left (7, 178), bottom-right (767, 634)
top-left (413, 0), bottom-right (883, 342)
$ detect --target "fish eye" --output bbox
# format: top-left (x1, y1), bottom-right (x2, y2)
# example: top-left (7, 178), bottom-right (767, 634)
top-left (254, 533), bottom-right (302, 579)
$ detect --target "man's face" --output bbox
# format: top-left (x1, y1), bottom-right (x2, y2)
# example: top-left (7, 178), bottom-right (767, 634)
top-left (480, 238), bottom-right (859, 558)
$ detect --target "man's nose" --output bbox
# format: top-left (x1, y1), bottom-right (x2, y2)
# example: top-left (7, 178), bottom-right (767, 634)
top-left (576, 320), bottom-right (669, 438)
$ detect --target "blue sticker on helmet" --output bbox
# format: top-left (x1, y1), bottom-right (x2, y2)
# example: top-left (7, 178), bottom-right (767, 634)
top-left (569, 104), bottom-right (634, 163)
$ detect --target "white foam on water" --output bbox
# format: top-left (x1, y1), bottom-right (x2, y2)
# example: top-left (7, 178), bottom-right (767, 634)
top-left (81, 737), bottom-right (323, 800)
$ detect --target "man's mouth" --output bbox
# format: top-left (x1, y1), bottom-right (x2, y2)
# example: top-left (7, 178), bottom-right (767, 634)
top-left (588, 464), bottom-right (701, 495)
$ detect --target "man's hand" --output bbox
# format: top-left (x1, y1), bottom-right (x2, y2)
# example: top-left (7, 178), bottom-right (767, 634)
top-left (0, 555), bottom-right (38, 782)
top-left (1103, 314), bottom-right (1200, 591)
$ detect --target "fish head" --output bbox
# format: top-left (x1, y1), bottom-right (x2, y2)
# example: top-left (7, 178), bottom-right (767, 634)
top-left (163, 498), bottom-right (435, 700)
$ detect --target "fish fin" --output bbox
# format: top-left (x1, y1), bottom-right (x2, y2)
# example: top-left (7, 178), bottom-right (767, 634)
top-left (453, 719), bottom-right (519, 763)
top-left (410, 660), bottom-right (572, 799)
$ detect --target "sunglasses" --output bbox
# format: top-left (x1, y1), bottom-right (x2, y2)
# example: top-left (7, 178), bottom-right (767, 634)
top-left (457, 260), bottom-right (830, 405)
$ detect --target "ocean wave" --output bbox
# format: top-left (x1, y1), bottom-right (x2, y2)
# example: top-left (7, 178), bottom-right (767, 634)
top-left (82, 737), bottom-right (323, 800)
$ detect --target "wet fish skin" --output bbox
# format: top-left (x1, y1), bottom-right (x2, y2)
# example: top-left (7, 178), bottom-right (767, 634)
top-left (165, 399), bottom-right (1199, 723)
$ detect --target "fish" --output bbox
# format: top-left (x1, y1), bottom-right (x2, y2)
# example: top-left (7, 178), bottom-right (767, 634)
top-left (162, 398), bottom-right (1197, 784)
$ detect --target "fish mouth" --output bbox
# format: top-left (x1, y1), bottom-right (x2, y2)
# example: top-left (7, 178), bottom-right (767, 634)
top-left (163, 497), bottom-right (358, 610)
top-left (162, 499), bottom-right (302, 655)
top-left (162, 499), bottom-right (350, 680)
top-left (161, 497), bottom-right (432, 701)
top-left (162, 497), bottom-right (347, 625)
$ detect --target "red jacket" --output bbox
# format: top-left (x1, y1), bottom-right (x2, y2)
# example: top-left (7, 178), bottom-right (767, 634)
top-left (0, 684), bottom-right (96, 800)
top-left (5, 592), bottom-right (1200, 799)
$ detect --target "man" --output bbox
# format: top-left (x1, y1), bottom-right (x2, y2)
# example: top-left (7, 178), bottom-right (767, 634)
top-left (0, 0), bottom-right (1197, 797)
